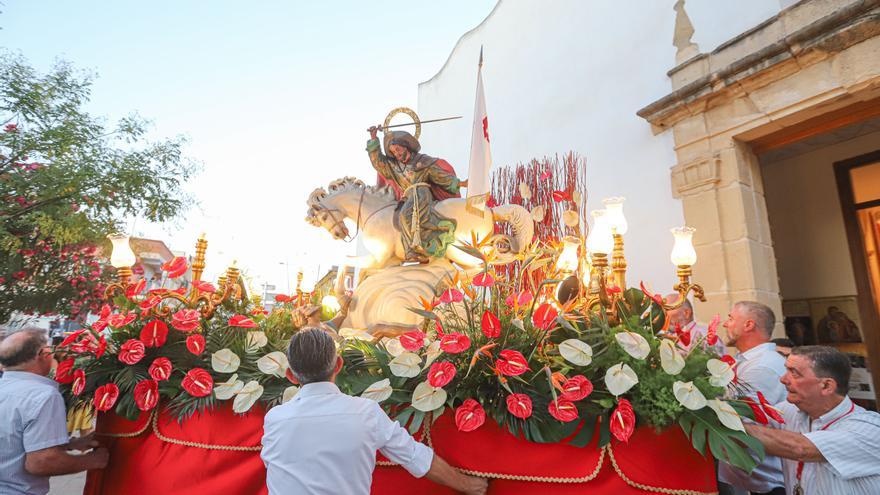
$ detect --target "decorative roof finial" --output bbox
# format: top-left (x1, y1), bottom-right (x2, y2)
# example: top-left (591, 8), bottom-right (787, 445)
top-left (673, 0), bottom-right (700, 64)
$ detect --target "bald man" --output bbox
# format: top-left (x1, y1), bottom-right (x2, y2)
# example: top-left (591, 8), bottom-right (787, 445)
top-left (0, 328), bottom-right (108, 495)
top-left (664, 294), bottom-right (726, 355)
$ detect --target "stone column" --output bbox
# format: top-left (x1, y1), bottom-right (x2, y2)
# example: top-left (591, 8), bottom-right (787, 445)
top-left (670, 129), bottom-right (784, 336)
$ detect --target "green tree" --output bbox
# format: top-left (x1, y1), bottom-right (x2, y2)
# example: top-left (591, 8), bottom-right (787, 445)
top-left (0, 53), bottom-right (198, 322)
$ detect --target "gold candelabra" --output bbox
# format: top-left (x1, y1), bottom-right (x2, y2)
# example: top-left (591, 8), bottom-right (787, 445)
top-left (104, 234), bottom-right (243, 320)
top-left (554, 199), bottom-right (705, 321)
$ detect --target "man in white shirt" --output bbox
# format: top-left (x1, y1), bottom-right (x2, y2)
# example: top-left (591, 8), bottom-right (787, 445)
top-left (261, 328), bottom-right (487, 495)
top-left (745, 346), bottom-right (880, 495)
top-left (664, 294), bottom-right (726, 355)
top-left (718, 301), bottom-right (787, 495)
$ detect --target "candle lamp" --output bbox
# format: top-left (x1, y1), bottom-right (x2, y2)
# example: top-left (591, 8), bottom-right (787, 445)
top-left (663, 226), bottom-right (705, 310)
top-left (603, 197), bottom-right (628, 289)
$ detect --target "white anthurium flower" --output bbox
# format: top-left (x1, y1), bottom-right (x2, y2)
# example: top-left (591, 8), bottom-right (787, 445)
top-left (707, 359), bottom-right (736, 387)
top-left (233, 380), bottom-right (264, 413)
top-left (257, 351), bottom-right (289, 378)
top-left (214, 373), bottom-right (244, 400)
top-left (361, 378), bottom-right (393, 402)
top-left (389, 352), bottom-right (422, 378)
top-left (245, 331), bottom-right (268, 351)
top-left (707, 399), bottom-right (745, 432)
top-left (422, 341), bottom-right (442, 370)
top-left (411, 381), bottom-right (447, 412)
top-left (339, 328), bottom-right (373, 341)
top-left (282, 386), bottom-right (300, 404)
top-left (605, 363), bottom-right (639, 396)
top-left (211, 348), bottom-right (241, 373)
top-left (659, 339), bottom-right (685, 375)
top-left (511, 318), bottom-right (525, 331)
top-left (673, 381), bottom-right (708, 410)
top-left (614, 331), bottom-right (650, 360)
top-left (559, 339), bottom-right (593, 366)
top-left (382, 337), bottom-right (406, 357)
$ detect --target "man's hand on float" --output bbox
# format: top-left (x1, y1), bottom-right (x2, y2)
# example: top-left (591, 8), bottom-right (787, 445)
top-left (368, 125), bottom-right (380, 140)
top-left (67, 433), bottom-right (99, 452)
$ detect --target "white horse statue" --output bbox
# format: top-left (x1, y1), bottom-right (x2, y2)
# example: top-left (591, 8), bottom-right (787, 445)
top-left (305, 177), bottom-right (534, 271)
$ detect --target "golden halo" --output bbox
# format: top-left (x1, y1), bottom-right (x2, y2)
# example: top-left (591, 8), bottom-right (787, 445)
top-left (383, 107), bottom-right (421, 140)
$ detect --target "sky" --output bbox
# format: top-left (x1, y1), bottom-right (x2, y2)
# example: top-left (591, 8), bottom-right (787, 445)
top-left (1, 0), bottom-right (497, 294)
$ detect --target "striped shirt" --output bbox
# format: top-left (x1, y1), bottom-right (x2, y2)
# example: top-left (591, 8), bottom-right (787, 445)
top-left (777, 396), bottom-right (880, 495)
top-left (718, 342), bottom-right (787, 492)
top-left (0, 370), bottom-right (70, 495)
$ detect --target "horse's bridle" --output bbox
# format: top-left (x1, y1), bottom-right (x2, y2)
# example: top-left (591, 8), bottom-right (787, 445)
top-left (316, 189), bottom-right (367, 243)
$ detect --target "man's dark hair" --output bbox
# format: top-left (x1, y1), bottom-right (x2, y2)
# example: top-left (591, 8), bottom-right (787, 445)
top-left (792, 345), bottom-right (851, 395)
top-left (734, 301), bottom-right (776, 337)
top-left (0, 327), bottom-right (48, 368)
top-left (286, 327), bottom-right (337, 384)
top-left (771, 337), bottom-right (795, 348)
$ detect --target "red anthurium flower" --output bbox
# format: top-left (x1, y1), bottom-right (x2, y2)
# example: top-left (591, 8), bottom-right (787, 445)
top-left (95, 336), bottom-right (107, 359)
top-left (93, 383), bottom-right (120, 412)
top-left (70, 333), bottom-right (98, 354)
top-left (54, 358), bottom-right (75, 384)
top-left (59, 329), bottom-right (85, 348)
top-left (552, 190), bottom-right (572, 202)
top-left (149, 357), bottom-right (173, 381)
top-left (540, 169), bottom-right (552, 180)
top-left (485, 195), bottom-right (498, 208)
top-left (548, 399), bottom-right (579, 422)
top-left (99, 304), bottom-right (112, 319)
top-left (92, 318), bottom-right (109, 332)
top-left (742, 397), bottom-right (768, 425)
top-left (181, 368), bottom-right (213, 397)
top-left (186, 334), bottom-right (206, 355)
top-left (496, 350), bottom-right (529, 376)
top-left (118, 339), bottom-right (146, 365)
top-left (560, 375), bottom-right (594, 402)
top-left (134, 379), bottom-right (159, 412)
top-left (192, 280), bottom-right (216, 293)
top-left (275, 294), bottom-right (292, 303)
top-left (610, 398), bottom-right (636, 442)
top-left (171, 309), bottom-right (201, 332)
top-left (440, 332), bottom-right (471, 354)
top-left (139, 295), bottom-right (162, 311)
top-left (532, 303), bottom-right (558, 331)
top-left (72, 369), bottom-right (86, 395)
top-left (228, 315), bottom-right (258, 328)
top-left (640, 281), bottom-right (664, 306)
top-left (427, 361), bottom-right (456, 388)
top-left (454, 399), bottom-right (486, 432)
top-left (757, 391), bottom-right (785, 424)
top-left (506, 393), bottom-right (533, 419)
top-left (481, 310), bottom-right (501, 338)
top-left (125, 279), bottom-right (146, 299)
top-left (706, 314), bottom-right (721, 346)
top-left (400, 330), bottom-right (426, 351)
top-left (161, 256), bottom-right (188, 278)
top-left (140, 320), bottom-right (169, 347)
top-left (472, 272), bottom-right (495, 288)
top-left (439, 288), bottom-right (464, 304)
top-left (107, 312), bottom-right (137, 329)
top-left (505, 290), bottom-right (534, 308)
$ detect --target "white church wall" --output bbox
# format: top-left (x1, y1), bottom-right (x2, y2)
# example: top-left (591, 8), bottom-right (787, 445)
top-left (417, 0), bottom-right (695, 290)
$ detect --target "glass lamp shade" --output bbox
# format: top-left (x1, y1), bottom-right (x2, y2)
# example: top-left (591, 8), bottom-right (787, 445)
top-left (602, 197), bottom-right (628, 235)
top-left (670, 226), bottom-right (697, 266)
top-left (107, 234), bottom-right (136, 268)
top-left (586, 210), bottom-right (614, 255)
top-left (555, 236), bottom-right (581, 273)
top-left (321, 294), bottom-right (341, 313)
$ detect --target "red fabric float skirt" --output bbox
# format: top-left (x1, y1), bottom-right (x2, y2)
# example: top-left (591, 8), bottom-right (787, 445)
top-left (85, 404), bottom-right (717, 495)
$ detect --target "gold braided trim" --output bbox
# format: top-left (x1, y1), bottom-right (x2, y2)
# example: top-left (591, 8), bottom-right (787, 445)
top-left (606, 443), bottom-right (718, 495)
top-left (376, 420), bottom-right (606, 483)
top-left (150, 412), bottom-right (263, 451)
top-left (96, 410), bottom-right (153, 438)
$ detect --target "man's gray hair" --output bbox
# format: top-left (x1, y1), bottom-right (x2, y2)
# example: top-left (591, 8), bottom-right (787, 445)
top-left (734, 301), bottom-right (775, 337)
top-left (0, 327), bottom-right (49, 368)
top-left (792, 346), bottom-right (851, 395)
top-left (286, 327), bottom-right (337, 384)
